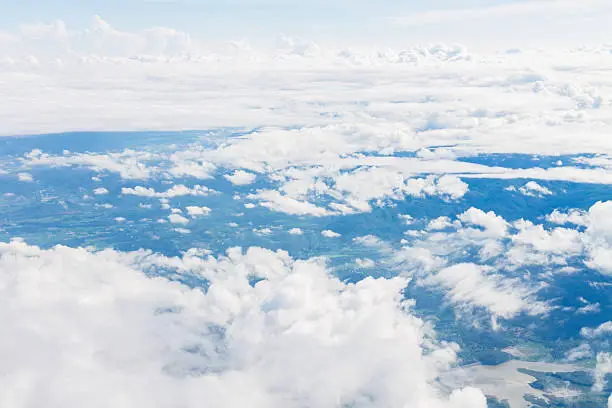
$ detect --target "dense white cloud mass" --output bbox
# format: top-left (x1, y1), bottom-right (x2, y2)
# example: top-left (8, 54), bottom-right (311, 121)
top-left (0, 240), bottom-right (488, 408)
top-left (2, 17), bottom-right (612, 163)
top-left (583, 201), bottom-right (612, 274)
top-left (5, 17), bottom-right (612, 220)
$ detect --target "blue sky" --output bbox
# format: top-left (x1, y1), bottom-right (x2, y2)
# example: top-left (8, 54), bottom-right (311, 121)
top-left (2, 0), bottom-right (612, 48)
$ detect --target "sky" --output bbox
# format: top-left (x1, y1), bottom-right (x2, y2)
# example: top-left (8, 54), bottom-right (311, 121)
top-left (3, 0), bottom-right (612, 49)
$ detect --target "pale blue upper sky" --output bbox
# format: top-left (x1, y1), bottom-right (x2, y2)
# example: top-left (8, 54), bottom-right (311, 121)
top-left (2, 0), bottom-right (612, 48)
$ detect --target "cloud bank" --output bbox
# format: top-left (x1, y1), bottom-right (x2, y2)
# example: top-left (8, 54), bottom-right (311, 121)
top-left (0, 239), bottom-right (486, 408)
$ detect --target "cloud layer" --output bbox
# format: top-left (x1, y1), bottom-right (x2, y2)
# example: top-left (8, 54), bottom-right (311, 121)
top-left (0, 240), bottom-right (486, 408)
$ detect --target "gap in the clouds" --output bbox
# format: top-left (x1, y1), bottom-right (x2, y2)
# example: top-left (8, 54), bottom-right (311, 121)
top-left (0, 128), bottom-right (256, 156)
top-left (457, 153), bottom-right (595, 170)
top-left (462, 178), bottom-right (611, 222)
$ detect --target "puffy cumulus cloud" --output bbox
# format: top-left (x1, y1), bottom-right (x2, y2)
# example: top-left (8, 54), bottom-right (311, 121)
top-left (288, 227), bottom-right (303, 235)
top-left (546, 209), bottom-right (589, 226)
top-left (509, 220), bottom-right (583, 264)
top-left (583, 201), bottom-right (612, 275)
top-left (121, 184), bottom-right (214, 199)
top-left (0, 240), bottom-right (487, 408)
top-left (168, 213), bottom-right (190, 225)
top-left (427, 216), bottom-right (453, 231)
top-left (246, 169), bottom-right (467, 217)
top-left (355, 202), bottom-right (612, 327)
top-left (394, 246), bottom-right (447, 274)
top-left (186, 206), bottom-right (211, 217)
top-left (93, 187), bottom-right (109, 195)
top-left (425, 263), bottom-right (549, 323)
top-left (23, 148), bottom-right (155, 180)
top-left (328, 170), bottom-right (468, 214)
top-left (167, 151), bottom-right (215, 180)
top-left (321, 229), bottom-right (341, 238)
top-left (515, 181), bottom-right (553, 197)
top-left (224, 170), bottom-right (257, 186)
top-left (580, 321), bottom-right (612, 338)
top-left (252, 227), bottom-right (273, 236)
top-left (458, 208), bottom-right (509, 238)
top-left (402, 202), bottom-right (612, 276)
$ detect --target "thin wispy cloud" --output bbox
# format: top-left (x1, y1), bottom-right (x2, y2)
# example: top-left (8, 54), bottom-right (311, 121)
top-left (391, 0), bottom-right (611, 26)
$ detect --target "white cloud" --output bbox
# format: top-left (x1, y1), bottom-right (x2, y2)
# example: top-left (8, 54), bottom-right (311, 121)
top-left (565, 343), bottom-right (593, 361)
top-left (23, 149), bottom-right (154, 180)
top-left (458, 208), bottom-right (509, 238)
top-left (546, 209), bottom-right (588, 226)
top-left (250, 190), bottom-right (332, 217)
top-left (252, 227), bottom-right (273, 236)
top-left (580, 321), bottom-right (612, 338)
top-left (321, 229), bottom-right (341, 238)
top-left (122, 184), bottom-right (213, 199)
top-left (0, 240), bottom-right (496, 408)
top-left (594, 352), bottom-right (612, 392)
top-left (399, 214), bottom-right (414, 225)
top-left (288, 228), bottom-right (303, 235)
top-left (510, 220), bottom-right (583, 256)
top-left (17, 172), bottom-right (33, 182)
top-left (93, 187), bottom-right (109, 195)
top-left (224, 170), bottom-right (257, 186)
top-left (577, 302), bottom-right (601, 315)
top-left (186, 206), bottom-right (211, 217)
top-left (427, 216), bottom-right (453, 231)
top-left (426, 263), bottom-right (549, 321)
top-left (168, 213), bottom-right (189, 225)
top-left (583, 201), bottom-right (612, 275)
top-left (517, 181), bottom-right (553, 197)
